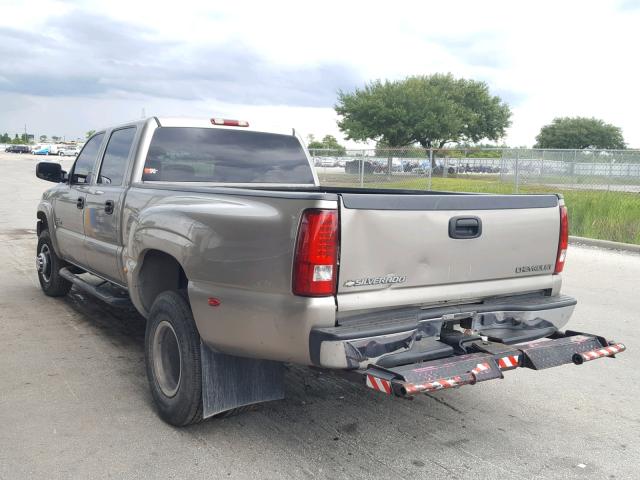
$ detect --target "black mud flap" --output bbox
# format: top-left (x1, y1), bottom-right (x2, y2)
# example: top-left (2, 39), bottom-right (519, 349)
top-left (200, 342), bottom-right (285, 418)
top-left (358, 331), bottom-right (626, 397)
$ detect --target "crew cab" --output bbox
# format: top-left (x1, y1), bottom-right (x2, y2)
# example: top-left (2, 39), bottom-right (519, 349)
top-left (34, 117), bottom-right (625, 426)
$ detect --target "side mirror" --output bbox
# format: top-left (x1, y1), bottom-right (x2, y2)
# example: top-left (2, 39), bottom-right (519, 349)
top-left (36, 162), bottom-right (66, 183)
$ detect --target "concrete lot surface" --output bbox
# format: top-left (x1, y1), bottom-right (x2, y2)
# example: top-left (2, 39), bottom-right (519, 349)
top-left (0, 152), bottom-right (638, 479)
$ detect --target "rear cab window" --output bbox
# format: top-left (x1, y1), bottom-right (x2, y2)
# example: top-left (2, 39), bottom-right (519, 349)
top-left (142, 127), bottom-right (315, 184)
top-left (98, 127), bottom-right (137, 186)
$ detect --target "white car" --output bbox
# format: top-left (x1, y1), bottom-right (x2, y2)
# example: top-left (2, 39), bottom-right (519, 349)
top-left (56, 145), bottom-right (78, 156)
top-left (319, 157), bottom-right (336, 167)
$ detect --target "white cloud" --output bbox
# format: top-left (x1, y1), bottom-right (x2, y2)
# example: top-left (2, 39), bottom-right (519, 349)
top-left (0, 0), bottom-right (639, 147)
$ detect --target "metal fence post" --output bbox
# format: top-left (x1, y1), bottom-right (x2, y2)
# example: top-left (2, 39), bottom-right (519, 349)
top-left (359, 157), bottom-right (364, 188)
top-left (428, 148), bottom-right (433, 190)
top-left (608, 157), bottom-right (613, 192)
top-left (514, 149), bottom-right (520, 193)
top-left (463, 148), bottom-right (467, 177)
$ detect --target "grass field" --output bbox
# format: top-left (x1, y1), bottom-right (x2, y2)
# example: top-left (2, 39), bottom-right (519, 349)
top-left (319, 174), bottom-right (640, 244)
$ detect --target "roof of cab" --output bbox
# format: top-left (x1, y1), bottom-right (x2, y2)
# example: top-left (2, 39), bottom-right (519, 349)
top-left (154, 117), bottom-right (294, 136)
top-left (90, 117), bottom-right (296, 139)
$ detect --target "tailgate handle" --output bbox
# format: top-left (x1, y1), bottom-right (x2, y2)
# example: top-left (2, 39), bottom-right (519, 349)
top-left (449, 216), bottom-right (482, 239)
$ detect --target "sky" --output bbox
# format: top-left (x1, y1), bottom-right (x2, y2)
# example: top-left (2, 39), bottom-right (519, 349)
top-left (0, 0), bottom-right (639, 147)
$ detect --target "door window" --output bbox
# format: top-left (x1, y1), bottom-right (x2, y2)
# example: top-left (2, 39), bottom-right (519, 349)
top-left (71, 133), bottom-right (104, 184)
top-left (98, 127), bottom-right (136, 186)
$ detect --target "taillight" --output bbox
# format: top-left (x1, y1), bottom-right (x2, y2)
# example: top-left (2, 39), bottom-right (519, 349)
top-left (292, 209), bottom-right (338, 297)
top-left (555, 205), bottom-right (569, 273)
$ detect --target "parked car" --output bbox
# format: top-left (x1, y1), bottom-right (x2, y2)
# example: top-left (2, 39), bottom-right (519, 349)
top-left (34, 116), bottom-right (625, 427)
top-left (345, 159), bottom-right (374, 174)
top-left (32, 145), bottom-right (51, 155)
top-left (6, 145), bottom-right (31, 154)
top-left (319, 157), bottom-right (336, 167)
top-left (56, 145), bottom-right (78, 157)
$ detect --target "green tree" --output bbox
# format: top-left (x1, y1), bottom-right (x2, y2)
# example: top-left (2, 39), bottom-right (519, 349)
top-left (336, 74), bottom-right (511, 150)
top-left (0, 133), bottom-right (10, 143)
top-left (39, 135), bottom-right (47, 142)
top-left (307, 134), bottom-right (346, 155)
top-left (86, 130), bottom-right (96, 139)
top-left (52, 136), bottom-right (61, 142)
top-left (534, 117), bottom-right (625, 149)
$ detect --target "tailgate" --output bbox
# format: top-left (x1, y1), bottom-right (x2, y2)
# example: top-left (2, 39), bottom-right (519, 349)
top-left (337, 193), bottom-right (561, 309)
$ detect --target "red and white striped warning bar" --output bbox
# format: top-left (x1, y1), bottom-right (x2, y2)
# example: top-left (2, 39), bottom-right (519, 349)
top-left (365, 374), bottom-right (392, 395)
top-left (574, 343), bottom-right (626, 364)
top-left (403, 374), bottom-right (478, 396)
top-left (497, 355), bottom-right (520, 370)
top-left (471, 362), bottom-right (491, 375)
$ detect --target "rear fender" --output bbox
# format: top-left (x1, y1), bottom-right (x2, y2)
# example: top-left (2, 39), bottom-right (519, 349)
top-left (124, 209), bottom-right (195, 316)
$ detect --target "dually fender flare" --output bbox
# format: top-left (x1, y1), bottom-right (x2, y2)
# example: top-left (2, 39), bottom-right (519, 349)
top-left (123, 217), bottom-right (196, 316)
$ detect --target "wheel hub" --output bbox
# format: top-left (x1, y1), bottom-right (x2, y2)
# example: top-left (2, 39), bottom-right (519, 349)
top-left (36, 245), bottom-right (52, 282)
top-left (152, 320), bottom-right (182, 398)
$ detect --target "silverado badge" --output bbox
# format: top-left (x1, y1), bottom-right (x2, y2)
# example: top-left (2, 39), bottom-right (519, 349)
top-left (343, 275), bottom-right (407, 287)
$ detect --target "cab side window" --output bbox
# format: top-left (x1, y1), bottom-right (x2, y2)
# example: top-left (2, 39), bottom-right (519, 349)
top-left (98, 127), bottom-right (136, 186)
top-left (71, 133), bottom-right (104, 184)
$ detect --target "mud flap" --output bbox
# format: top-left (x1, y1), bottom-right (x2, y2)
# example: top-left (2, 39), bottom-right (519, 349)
top-left (200, 342), bottom-right (285, 418)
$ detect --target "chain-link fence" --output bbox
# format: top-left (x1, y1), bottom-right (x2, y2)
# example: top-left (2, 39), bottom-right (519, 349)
top-left (310, 147), bottom-right (640, 244)
top-left (310, 148), bottom-right (640, 194)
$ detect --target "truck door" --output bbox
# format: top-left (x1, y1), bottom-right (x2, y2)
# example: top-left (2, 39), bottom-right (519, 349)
top-left (84, 127), bottom-right (137, 284)
top-left (53, 132), bottom-right (105, 267)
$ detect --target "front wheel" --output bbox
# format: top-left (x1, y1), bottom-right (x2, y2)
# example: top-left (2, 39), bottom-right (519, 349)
top-left (145, 291), bottom-right (203, 426)
top-left (36, 230), bottom-right (72, 297)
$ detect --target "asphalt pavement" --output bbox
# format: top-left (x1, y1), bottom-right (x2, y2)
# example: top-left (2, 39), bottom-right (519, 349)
top-left (0, 152), bottom-right (638, 480)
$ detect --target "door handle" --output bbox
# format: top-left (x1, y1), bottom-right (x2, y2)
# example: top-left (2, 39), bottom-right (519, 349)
top-left (76, 197), bottom-right (85, 209)
top-left (104, 200), bottom-right (115, 215)
top-left (449, 216), bottom-right (482, 239)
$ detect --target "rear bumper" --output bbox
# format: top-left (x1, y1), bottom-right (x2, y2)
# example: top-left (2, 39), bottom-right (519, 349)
top-left (310, 293), bottom-right (577, 368)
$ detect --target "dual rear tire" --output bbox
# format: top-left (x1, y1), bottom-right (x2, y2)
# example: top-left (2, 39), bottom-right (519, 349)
top-left (144, 291), bottom-right (204, 426)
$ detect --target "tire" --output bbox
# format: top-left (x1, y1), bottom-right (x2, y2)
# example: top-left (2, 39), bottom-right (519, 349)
top-left (145, 291), bottom-right (203, 426)
top-left (36, 230), bottom-right (72, 297)
top-left (58, 151), bottom-right (64, 156)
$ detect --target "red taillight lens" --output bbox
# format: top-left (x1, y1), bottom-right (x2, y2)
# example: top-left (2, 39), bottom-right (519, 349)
top-left (555, 205), bottom-right (569, 273)
top-left (210, 118), bottom-right (249, 127)
top-left (292, 209), bottom-right (338, 297)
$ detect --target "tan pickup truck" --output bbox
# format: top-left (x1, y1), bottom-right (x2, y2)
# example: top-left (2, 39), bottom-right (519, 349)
top-left (34, 117), bottom-right (625, 426)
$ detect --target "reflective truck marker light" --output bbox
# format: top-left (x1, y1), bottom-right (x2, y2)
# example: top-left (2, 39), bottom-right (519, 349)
top-left (554, 205), bottom-right (569, 273)
top-left (292, 209), bottom-right (338, 297)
